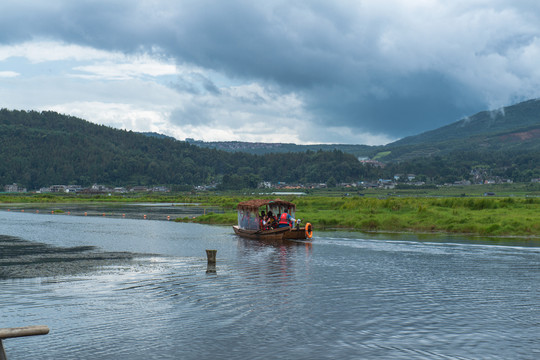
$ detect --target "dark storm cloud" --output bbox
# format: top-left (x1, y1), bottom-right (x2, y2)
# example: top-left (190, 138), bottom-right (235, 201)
top-left (306, 70), bottom-right (486, 136)
top-left (2, 0), bottom-right (540, 139)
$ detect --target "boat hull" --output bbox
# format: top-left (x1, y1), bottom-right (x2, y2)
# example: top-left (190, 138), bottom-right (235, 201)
top-left (233, 225), bottom-right (310, 241)
top-left (283, 227), bottom-right (309, 240)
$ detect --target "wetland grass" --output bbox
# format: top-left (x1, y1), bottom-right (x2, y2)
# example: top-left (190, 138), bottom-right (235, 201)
top-left (298, 196), bottom-right (539, 236)
top-left (2, 191), bottom-right (539, 237)
top-left (192, 196), bottom-right (540, 237)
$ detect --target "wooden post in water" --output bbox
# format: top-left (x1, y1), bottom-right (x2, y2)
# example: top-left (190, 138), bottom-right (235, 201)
top-left (206, 250), bottom-right (217, 273)
top-left (206, 250), bottom-right (217, 264)
top-left (0, 325), bottom-right (49, 360)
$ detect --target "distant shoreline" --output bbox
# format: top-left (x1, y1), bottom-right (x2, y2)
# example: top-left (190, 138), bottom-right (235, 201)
top-left (1, 193), bottom-right (539, 238)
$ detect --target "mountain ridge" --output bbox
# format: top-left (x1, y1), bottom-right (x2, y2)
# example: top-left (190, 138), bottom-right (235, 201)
top-left (1, 97), bottom-right (539, 190)
top-left (183, 98), bottom-right (540, 161)
top-left (389, 98), bottom-right (540, 147)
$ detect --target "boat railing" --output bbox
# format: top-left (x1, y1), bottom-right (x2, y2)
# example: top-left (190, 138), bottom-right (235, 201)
top-left (0, 325), bottom-right (49, 360)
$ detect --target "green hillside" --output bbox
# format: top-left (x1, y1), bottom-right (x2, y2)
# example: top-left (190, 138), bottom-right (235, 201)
top-left (185, 139), bottom-right (374, 158)
top-left (375, 100), bottom-right (540, 164)
top-left (185, 98), bottom-right (540, 183)
top-left (391, 99), bottom-right (540, 147)
top-left (2, 97), bottom-right (540, 191)
top-left (0, 109), bottom-right (368, 190)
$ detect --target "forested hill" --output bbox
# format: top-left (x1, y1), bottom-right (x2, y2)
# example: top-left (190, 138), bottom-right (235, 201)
top-left (0, 109), bottom-right (369, 190)
top-left (390, 98), bottom-right (540, 147)
top-left (374, 98), bottom-right (540, 163)
top-left (2, 98), bottom-right (539, 190)
top-left (178, 98), bottom-right (540, 183)
top-left (184, 139), bottom-right (374, 158)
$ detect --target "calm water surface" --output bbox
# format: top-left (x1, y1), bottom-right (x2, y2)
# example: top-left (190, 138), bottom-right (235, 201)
top-left (1, 210), bottom-right (539, 359)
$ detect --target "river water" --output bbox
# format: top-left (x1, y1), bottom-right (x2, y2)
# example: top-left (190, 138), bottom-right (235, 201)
top-left (1, 208), bottom-right (539, 359)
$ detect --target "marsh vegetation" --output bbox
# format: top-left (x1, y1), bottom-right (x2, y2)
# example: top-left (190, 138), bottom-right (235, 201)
top-left (1, 186), bottom-right (539, 237)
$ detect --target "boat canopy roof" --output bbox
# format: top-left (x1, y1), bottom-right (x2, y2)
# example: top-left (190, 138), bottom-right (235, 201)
top-left (236, 199), bottom-right (296, 212)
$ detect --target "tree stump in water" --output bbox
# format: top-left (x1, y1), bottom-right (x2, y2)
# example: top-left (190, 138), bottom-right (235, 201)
top-left (206, 250), bottom-right (217, 274)
top-left (206, 250), bottom-right (217, 264)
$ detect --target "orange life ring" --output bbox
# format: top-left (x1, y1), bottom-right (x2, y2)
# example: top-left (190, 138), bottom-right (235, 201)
top-left (305, 222), bottom-right (313, 239)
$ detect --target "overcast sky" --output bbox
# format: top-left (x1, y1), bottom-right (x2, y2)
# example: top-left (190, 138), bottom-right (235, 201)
top-left (1, 0), bottom-right (540, 145)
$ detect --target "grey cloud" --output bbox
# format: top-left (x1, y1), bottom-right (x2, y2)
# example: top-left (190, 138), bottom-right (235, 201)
top-left (170, 78), bottom-right (200, 95)
top-left (305, 70), bottom-right (486, 136)
top-left (202, 78), bottom-right (220, 95)
top-left (170, 73), bottom-right (221, 95)
top-left (2, 0), bottom-right (540, 139)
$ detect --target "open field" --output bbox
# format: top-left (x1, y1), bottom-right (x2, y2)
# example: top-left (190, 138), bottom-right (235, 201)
top-left (1, 183), bottom-right (539, 237)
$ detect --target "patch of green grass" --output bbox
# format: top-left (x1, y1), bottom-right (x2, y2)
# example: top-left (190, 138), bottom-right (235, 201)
top-left (373, 151), bottom-right (391, 160)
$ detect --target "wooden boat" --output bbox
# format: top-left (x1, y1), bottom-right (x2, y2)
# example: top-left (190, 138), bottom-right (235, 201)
top-left (233, 199), bottom-right (313, 241)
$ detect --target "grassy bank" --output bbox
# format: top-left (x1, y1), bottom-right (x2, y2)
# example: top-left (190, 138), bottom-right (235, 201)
top-left (296, 196), bottom-right (539, 236)
top-left (191, 196), bottom-right (540, 237)
top-left (2, 191), bottom-right (539, 237)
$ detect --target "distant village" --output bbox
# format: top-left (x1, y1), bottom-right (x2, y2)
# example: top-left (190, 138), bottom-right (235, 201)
top-left (4, 172), bottom-right (539, 194)
top-left (2, 183), bottom-right (171, 194)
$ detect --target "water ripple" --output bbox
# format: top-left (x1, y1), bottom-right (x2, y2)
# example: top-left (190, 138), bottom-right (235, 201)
top-left (1, 214), bottom-right (538, 359)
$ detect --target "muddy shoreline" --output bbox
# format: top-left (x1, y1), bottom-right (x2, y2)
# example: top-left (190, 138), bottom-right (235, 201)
top-left (0, 235), bottom-right (153, 279)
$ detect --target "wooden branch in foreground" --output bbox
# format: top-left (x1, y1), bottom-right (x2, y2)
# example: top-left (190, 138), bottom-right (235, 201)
top-left (0, 326), bottom-right (49, 339)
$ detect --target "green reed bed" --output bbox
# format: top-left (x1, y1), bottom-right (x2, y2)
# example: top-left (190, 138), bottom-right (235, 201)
top-left (292, 196), bottom-right (540, 236)
top-left (3, 193), bottom-right (538, 237)
top-left (190, 195), bottom-right (539, 236)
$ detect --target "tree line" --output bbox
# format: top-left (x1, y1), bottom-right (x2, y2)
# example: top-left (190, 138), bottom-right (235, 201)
top-left (1, 109), bottom-right (538, 191)
top-left (0, 110), bottom-right (371, 190)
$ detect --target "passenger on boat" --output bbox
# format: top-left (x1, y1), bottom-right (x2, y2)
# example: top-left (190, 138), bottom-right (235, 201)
top-left (266, 215), bottom-right (274, 230)
top-left (259, 211), bottom-right (267, 230)
top-left (266, 211), bottom-right (277, 229)
top-left (278, 209), bottom-right (297, 228)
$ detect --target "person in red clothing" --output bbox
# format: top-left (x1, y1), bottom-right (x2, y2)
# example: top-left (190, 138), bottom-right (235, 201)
top-left (278, 209), bottom-right (297, 228)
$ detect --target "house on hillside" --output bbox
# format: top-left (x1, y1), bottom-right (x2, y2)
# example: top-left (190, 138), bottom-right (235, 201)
top-left (394, 174), bottom-right (416, 182)
top-left (258, 181), bottom-right (272, 189)
top-left (4, 183), bottom-right (26, 193)
top-left (152, 186), bottom-right (170, 193)
top-left (359, 181), bottom-right (378, 189)
top-left (81, 184), bottom-right (111, 194)
top-left (66, 185), bottom-right (83, 193)
top-left (360, 159), bottom-right (385, 167)
top-left (305, 183), bottom-right (327, 189)
top-left (50, 185), bottom-right (67, 193)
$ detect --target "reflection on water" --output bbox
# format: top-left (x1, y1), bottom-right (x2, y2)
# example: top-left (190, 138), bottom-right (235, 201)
top-left (1, 210), bottom-right (539, 359)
